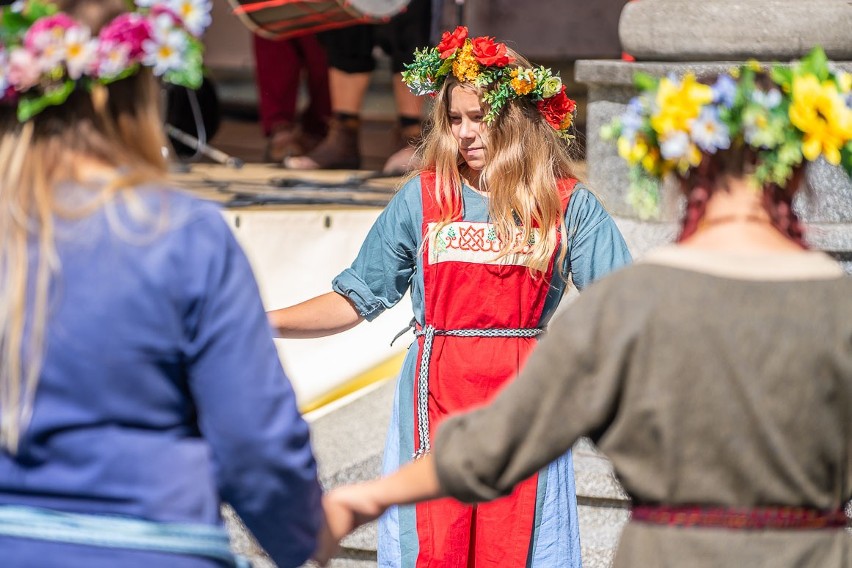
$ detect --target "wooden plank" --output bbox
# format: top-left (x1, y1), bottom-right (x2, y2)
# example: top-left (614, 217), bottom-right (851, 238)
top-left (170, 163), bottom-right (403, 208)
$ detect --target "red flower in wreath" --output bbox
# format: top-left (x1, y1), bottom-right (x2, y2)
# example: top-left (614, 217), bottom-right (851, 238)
top-left (470, 36), bottom-right (513, 67)
top-left (436, 26), bottom-right (468, 59)
top-left (537, 85), bottom-right (577, 130)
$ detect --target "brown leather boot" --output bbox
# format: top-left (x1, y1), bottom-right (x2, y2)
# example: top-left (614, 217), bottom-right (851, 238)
top-left (264, 124), bottom-right (301, 163)
top-left (383, 122), bottom-right (424, 174)
top-left (285, 115), bottom-right (361, 170)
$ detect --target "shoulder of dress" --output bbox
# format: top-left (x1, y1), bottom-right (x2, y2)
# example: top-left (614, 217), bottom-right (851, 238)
top-left (564, 184), bottom-right (599, 217)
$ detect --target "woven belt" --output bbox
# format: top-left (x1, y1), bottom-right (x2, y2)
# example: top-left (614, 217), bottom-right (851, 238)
top-left (411, 324), bottom-right (543, 459)
top-left (631, 505), bottom-right (849, 530)
top-left (0, 505), bottom-right (250, 566)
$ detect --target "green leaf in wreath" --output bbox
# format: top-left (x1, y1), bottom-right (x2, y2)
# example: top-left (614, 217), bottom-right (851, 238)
top-left (164, 40), bottom-right (204, 89)
top-left (840, 141), bottom-right (852, 179)
top-left (17, 80), bottom-right (75, 122)
top-left (633, 72), bottom-right (658, 93)
top-left (798, 46), bottom-right (829, 82)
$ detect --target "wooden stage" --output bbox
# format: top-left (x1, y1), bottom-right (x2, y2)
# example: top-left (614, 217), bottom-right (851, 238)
top-left (170, 162), bottom-right (403, 209)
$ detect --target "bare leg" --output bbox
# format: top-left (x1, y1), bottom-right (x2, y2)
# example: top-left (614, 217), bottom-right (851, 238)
top-left (392, 77), bottom-right (423, 118)
top-left (383, 74), bottom-right (425, 174)
top-left (329, 69), bottom-right (371, 114)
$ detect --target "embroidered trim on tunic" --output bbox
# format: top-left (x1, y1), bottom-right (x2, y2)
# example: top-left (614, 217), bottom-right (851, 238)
top-left (632, 505), bottom-right (849, 530)
top-left (428, 222), bottom-right (541, 266)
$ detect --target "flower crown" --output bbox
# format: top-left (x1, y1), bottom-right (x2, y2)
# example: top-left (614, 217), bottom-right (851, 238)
top-left (603, 47), bottom-right (852, 218)
top-left (402, 26), bottom-right (577, 139)
top-left (0, 0), bottom-right (212, 122)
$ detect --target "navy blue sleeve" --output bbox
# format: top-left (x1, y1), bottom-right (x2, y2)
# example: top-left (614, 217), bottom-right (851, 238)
top-left (564, 186), bottom-right (633, 290)
top-left (181, 205), bottom-right (322, 568)
top-left (332, 177), bottom-right (422, 321)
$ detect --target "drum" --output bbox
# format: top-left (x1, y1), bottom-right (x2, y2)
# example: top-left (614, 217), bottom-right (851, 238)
top-left (228, 0), bottom-right (410, 40)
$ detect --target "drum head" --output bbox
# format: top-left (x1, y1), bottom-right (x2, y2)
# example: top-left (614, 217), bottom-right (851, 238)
top-left (226, 0), bottom-right (412, 41)
top-left (348, 0), bottom-right (410, 19)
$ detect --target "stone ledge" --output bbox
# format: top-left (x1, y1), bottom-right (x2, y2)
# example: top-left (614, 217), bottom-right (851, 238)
top-left (618, 0), bottom-right (852, 61)
top-left (576, 59), bottom-right (852, 88)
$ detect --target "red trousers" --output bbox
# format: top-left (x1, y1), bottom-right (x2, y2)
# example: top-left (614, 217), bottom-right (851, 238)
top-left (252, 34), bottom-right (331, 137)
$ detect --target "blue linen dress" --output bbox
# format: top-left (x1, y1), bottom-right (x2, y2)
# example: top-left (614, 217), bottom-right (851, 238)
top-left (333, 175), bottom-right (633, 567)
top-left (0, 185), bottom-right (322, 567)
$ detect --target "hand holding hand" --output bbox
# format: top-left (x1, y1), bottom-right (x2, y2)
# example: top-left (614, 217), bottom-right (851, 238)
top-left (312, 456), bottom-right (443, 565)
top-left (312, 482), bottom-right (387, 565)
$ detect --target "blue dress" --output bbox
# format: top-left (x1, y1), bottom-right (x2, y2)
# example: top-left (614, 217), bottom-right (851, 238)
top-left (0, 186), bottom-right (322, 568)
top-left (333, 176), bottom-right (633, 567)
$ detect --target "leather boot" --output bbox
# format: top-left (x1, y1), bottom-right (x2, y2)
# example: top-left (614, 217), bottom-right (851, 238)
top-left (264, 124), bottom-right (301, 163)
top-left (383, 122), bottom-right (424, 175)
top-left (285, 115), bottom-right (361, 170)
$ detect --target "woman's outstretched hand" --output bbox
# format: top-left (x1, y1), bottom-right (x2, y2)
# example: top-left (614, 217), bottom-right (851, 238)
top-left (312, 456), bottom-right (444, 564)
top-left (312, 483), bottom-right (387, 565)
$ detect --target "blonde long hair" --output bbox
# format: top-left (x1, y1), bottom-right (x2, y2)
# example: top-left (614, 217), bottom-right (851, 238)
top-left (420, 50), bottom-right (579, 274)
top-left (0, 0), bottom-right (168, 453)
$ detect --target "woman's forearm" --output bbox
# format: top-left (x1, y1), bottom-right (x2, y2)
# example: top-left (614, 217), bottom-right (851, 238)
top-left (268, 291), bottom-right (365, 338)
top-left (373, 454), bottom-right (446, 508)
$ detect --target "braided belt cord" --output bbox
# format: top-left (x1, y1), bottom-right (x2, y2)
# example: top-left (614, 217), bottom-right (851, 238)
top-left (411, 325), bottom-right (544, 459)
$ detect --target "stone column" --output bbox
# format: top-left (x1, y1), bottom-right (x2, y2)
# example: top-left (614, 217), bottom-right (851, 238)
top-left (577, 0), bottom-right (852, 266)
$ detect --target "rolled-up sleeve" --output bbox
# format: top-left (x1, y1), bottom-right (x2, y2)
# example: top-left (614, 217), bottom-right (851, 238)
top-left (564, 187), bottom-right (632, 290)
top-left (332, 178), bottom-right (422, 321)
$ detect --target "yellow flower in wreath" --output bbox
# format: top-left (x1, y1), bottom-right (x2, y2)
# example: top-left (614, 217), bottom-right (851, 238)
top-left (650, 74), bottom-right (713, 137)
top-left (789, 74), bottom-right (852, 164)
top-left (452, 42), bottom-right (480, 83)
top-left (618, 135), bottom-right (651, 166)
top-left (510, 69), bottom-right (536, 95)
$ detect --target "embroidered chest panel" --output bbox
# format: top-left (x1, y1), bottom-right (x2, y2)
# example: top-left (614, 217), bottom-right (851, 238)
top-left (427, 221), bottom-right (542, 267)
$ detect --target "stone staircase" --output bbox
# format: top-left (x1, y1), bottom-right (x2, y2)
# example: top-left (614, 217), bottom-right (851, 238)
top-left (224, 378), bottom-right (632, 568)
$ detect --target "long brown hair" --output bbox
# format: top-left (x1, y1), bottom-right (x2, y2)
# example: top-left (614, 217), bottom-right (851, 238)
top-left (677, 148), bottom-right (807, 247)
top-left (0, 0), bottom-right (168, 452)
top-left (419, 49), bottom-right (580, 274)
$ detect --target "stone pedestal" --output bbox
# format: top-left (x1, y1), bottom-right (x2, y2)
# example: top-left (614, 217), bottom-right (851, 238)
top-left (619, 0), bottom-right (852, 61)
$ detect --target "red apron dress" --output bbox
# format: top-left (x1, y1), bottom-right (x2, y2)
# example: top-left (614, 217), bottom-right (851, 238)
top-left (412, 172), bottom-right (574, 566)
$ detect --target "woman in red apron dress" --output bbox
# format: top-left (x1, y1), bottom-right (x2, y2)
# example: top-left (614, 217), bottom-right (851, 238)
top-left (270, 27), bottom-right (632, 567)
top-left (319, 50), bottom-right (852, 568)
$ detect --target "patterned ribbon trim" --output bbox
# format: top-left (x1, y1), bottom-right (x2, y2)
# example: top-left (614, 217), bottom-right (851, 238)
top-left (0, 505), bottom-right (250, 566)
top-left (631, 505), bottom-right (850, 530)
top-left (411, 324), bottom-right (544, 459)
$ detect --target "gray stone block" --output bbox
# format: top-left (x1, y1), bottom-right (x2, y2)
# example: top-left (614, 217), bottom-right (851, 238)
top-left (574, 439), bottom-right (630, 501)
top-left (578, 504), bottom-right (630, 568)
top-left (799, 159), bottom-right (852, 224)
top-left (574, 438), bottom-right (631, 567)
top-left (619, 0), bottom-right (852, 61)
